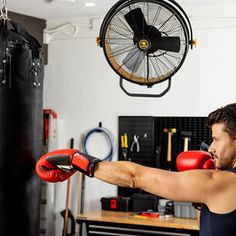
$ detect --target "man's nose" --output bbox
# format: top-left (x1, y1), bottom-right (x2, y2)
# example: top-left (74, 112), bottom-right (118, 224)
top-left (208, 143), bottom-right (214, 154)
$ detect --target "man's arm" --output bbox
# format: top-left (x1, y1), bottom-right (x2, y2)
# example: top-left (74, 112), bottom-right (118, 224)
top-left (36, 149), bottom-right (230, 210)
top-left (94, 161), bottom-right (218, 204)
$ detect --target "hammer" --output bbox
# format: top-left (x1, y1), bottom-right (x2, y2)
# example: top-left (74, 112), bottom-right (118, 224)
top-left (163, 128), bottom-right (177, 170)
top-left (181, 131), bottom-right (192, 151)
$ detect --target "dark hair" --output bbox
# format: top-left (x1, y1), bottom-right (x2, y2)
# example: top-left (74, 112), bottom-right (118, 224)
top-left (206, 103), bottom-right (236, 138)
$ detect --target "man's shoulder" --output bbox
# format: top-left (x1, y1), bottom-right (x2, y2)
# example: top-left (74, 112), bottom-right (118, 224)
top-left (206, 169), bottom-right (236, 213)
top-left (211, 169), bottom-right (236, 183)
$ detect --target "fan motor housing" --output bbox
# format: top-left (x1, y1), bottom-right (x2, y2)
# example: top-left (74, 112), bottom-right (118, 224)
top-left (138, 39), bottom-right (150, 51)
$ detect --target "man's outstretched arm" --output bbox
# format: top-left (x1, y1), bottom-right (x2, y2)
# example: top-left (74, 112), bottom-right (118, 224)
top-left (94, 160), bottom-right (217, 205)
top-left (36, 149), bottom-right (223, 207)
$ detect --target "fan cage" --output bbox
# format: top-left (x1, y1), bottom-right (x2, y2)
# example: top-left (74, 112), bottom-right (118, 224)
top-left (101, 0), bottom-right (191, 86)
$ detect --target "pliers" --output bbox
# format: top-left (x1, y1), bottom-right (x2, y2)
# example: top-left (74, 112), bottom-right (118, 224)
top-left (130, 135), bottom-right (140, 152)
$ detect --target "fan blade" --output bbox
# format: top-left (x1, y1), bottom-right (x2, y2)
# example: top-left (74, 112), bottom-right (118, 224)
top-left (123, 46), bottom-right (145, 72)
top-left (157, 37), bottom-right (181, 52)
top-left (124, 8), bottom-right (148, 39)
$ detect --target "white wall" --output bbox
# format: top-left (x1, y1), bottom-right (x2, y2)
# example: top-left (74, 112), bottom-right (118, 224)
top-left (43, 3), bottom-right (236, 235)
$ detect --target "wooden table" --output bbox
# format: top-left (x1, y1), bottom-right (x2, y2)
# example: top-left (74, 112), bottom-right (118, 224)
top-left (76, 210), bottom-right (199, 236)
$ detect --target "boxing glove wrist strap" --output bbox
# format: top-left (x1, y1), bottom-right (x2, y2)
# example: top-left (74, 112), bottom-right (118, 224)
top-left (71, 151), bottom-right (101, 177)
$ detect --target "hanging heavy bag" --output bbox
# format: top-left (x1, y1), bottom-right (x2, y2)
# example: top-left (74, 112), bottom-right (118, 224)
top-left (0, 19), bottom-right (44, 236)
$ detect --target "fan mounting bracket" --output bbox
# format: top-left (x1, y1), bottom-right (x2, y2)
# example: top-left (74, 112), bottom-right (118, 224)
top-left (119, 77), bottom-right (172, 98)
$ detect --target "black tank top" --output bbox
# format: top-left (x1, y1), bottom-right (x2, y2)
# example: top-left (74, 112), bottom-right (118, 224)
top-left (199, 167), bottom-right (236, 236)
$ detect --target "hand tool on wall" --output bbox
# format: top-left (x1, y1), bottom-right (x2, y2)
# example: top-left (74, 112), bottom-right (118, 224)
top-left (181, 131), bottom-right (192, 151)
top-left (200, 141), bottom-right (210, 151)
top-left (163, 128), bottom-right (177, 171)
top-left (130, 135), bottom-right (140, 153)
top-left (155, 146), bottom-right (161, 168)
top-left (121, 133), bottom-right (129, 160)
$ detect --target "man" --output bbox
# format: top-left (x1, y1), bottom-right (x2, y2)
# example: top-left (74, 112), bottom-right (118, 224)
top-left (36, 103), bottom-right (236, 236)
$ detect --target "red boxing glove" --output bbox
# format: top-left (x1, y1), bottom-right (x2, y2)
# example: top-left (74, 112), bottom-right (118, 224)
top-left (176, 151), bottom-right (215, 210)
top-left (176, 150), bottom-right (215, 172)
top-left (36, 149), bottom-right (101, 182)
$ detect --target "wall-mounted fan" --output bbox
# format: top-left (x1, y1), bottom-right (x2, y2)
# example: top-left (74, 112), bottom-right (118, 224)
top-left (97, 0), bottom-right (196, 97)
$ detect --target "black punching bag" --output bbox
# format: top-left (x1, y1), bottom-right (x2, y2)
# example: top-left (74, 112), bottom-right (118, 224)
top-left (0, 20), bottom-right (44, 235)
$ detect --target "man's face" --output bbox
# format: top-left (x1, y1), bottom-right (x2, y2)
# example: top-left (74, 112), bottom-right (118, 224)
top-left (208, 122), bottom-right (236, 170)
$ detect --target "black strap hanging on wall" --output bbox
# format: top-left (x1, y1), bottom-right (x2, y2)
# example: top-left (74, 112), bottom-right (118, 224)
top-left (0, 11), bottom-right (44, 236)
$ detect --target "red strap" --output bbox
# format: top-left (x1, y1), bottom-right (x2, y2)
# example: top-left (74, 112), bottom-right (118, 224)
top-left (72, 153), bottom-right (89, 172)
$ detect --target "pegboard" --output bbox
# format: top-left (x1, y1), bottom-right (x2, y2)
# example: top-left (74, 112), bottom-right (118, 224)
top-left (156, 116), bottom-right (212, 171)
top-left (118, 116), bottom-right (156, 167)
top-left (118, 116), bottom-right (212, 197)
top-left (118, 116), bottom-right (156, 197)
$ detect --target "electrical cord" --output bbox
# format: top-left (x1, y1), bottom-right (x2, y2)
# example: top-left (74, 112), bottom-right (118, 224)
top-left (82, 126), bottom-right (116, 162)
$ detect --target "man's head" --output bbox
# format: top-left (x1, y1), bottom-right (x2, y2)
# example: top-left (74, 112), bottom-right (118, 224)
top-left (207, 103), bottom-right (236, 170)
